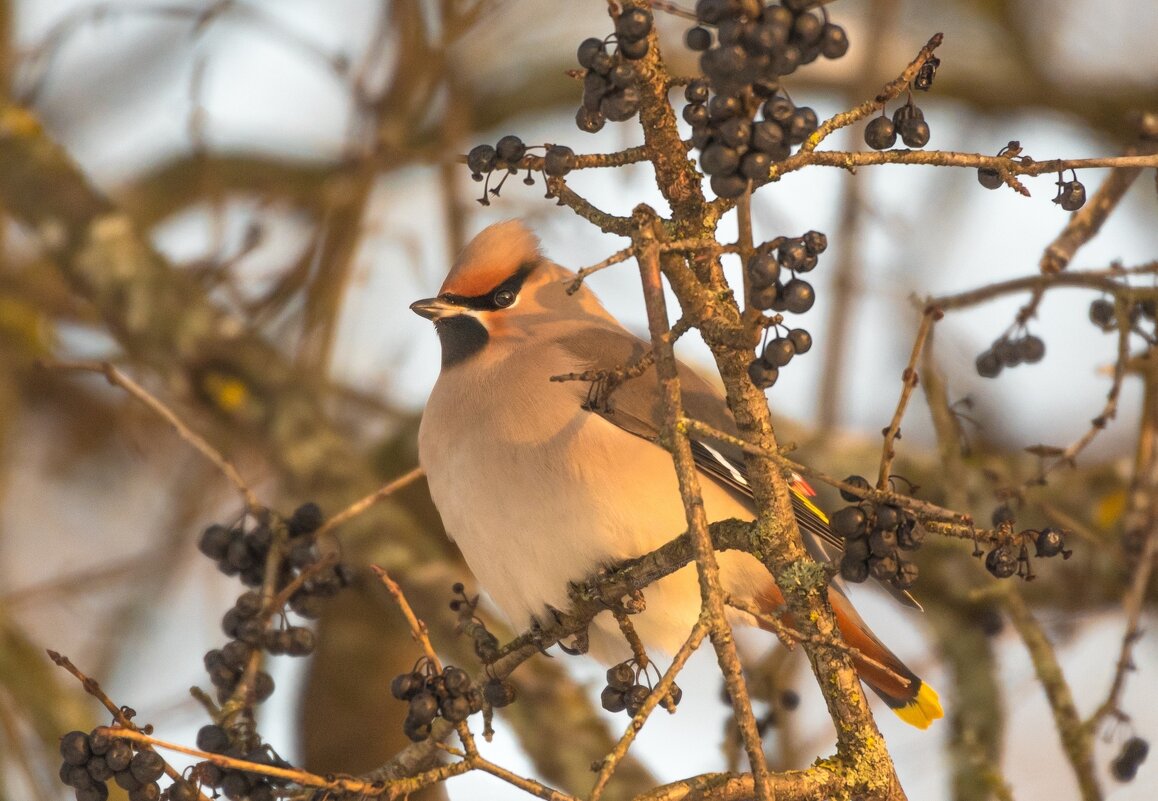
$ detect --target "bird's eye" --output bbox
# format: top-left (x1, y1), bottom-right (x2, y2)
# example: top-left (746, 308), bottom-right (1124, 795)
top-left (493, 289), bottom-right (516, 308)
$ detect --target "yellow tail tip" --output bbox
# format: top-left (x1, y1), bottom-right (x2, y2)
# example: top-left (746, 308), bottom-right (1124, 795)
top-left (893, 682), bottom-right (943, 730)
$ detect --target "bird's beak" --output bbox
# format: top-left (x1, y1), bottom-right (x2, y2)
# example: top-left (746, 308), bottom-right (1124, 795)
top-left (410, 296), bottom-right (458, 321)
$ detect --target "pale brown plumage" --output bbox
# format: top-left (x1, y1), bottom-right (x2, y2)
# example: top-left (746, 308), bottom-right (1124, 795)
top-left (412, 220), bottom-right (942, 728)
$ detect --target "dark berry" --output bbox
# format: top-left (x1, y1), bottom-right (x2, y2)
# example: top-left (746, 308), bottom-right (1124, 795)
top-left (869, 554), bottom-right (898, 581)
top-left (748, 251), bottom-right (780, 289)
top-left (802, 230), bottom-right (827, 255)
top-left (701, 143), bottom-right (741, 176)
top-left (577, 38), bottom-right (604, 69)
top-left (762, 337), bottom-right (795, 367)
top-left (875, 505), bottom-right (901, 530)
top-left (747, 358), bottom-right (779, 389)
top-left (254, 670), bottom-right (275, 701)
top-left (709, 93), bottom-right (742, 121)
top-left (695, 0), bottom-right (728, 24)
top-left (288, 502), bottom-right (323, 535)
top-left (710, 172), bottom-right (749, 199)
top-left (1034, 528), bottom-right (1066, 557)
top-left (840, 552), bottom-right (870, 583)
top-left (198, 525), bottom-right (232, 560)
top-left (76, 786), bottom-right (109, 801)
top-left (170, 782), bottom-right (198, 801)
top-left (840, 475), bottom-right (871, 503)
top-left (864, 115), bottom-right (897, 150)
top-left (87, 756), bottom-right (113, 782)
top-left (616, 8), bottom-right (652, 41)
top-left (600, 685), bottom-right (627, 713)
top-left (606, 662), bottom-right (634, 691)
top-left (781, 278), bottom-right (815, 313)
top-left (977, 167), bottom-right (1002, 189)
top-left (763, 96), bottom-right (795, 124)
top-left (820, 23), bottom-right (849, 58)
top-left (483, 678), bottom-right (517, 707)
top-left (684, 79), bottom-right (710, 104)
top-left (896, 518), bottom-right (926, 550)
top-left (609, 64), bottom-right (636, 90)
top-left (1054, 180), bottom-right (1086, 211)
top-left (869, 528), bottom-right (898, 557)
top-left (60, 731), bottom-right (91, 766)
top-left (993, 337), bottom-right (1021, 368)
top-left (686, 26), bottom-right (712, 52)
top-left (750, 281), bottom-right (781, 311)
top-left (750, 121), bottom-right (787, 157)
top-left (787, 328), bottom-right (812, 354)
top-left (576, 106), bottom-right (606, 134)
top-left (443, 666), bottom-right (472, 696)
top-left (831, 505), bottom-right (868, 539)
top-left (787, 107), bottom-right (818, 145)
top-left (893, 560), bottom-right (919, 590)
top-left (543, 145), bottom-right (574, 177)
top-left (777, 239), bottom-right (808, 271)
top-left (114, 769), bottom-right (143, 792)
top-left (625, 684), bottom-right (651, 715)
top-left (985, 545), bottom-right (1018, 578)
top-left (975, 349), bottom-right (1002, 378)
top-left (408, 692), bottom-right (439, 725)
top-left (129, 751), bottom-right (165, 784)
top-left (286, 626), bottom-right (315, 656)
top-left (105, 740), bottom-right (133, 771)
top-left (440, 695), bottom-right (472, 723)
top-left (62, 764), bottom-right (94, 789)
top-left (1089, 299), bottom-right (1116, 331)
top-left (667, 683), bottom-right (683, 707)
top-left (495, 135), bottom-right (525, 165)
top-left (683, 102), bottom-right (709, 127)
top-left (402, 718), bottom-right (432, 743)
top-left (791, 12), bottom-right (824, 46)
top-left (602, 87), bottom-right (641, 121)
top-left (899, 119), bottom-right (931, 148)
top-left (618, 37), bottom-right (649, 61)
top-left (718, 117), bottom-right (751, 149)
top-left (590, 50), bottom-right (614, 76)
top-left (1018, 334), bottom-right (1045, 363)
top-left (844, 537), bottom-right (870, 563)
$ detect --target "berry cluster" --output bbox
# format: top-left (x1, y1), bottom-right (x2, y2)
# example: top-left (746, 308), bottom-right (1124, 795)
top-left (680, 2), bottom-right (849, 198)
top-left (466, 135), bottom-right (539, 206)
top-left (573, 7), bottom-right (652, 134)
top-left (197, 503), bottom-right (350, 704)
top-left (864, 98), bottom-right (930, 150)
top-left (746, 230), bottom-right (825, 389)
top-left (390, 660), bottom-right (491, 742)
top-left (600, 660), bottom-right (682, 716)
top-left (1111, 736), bottom-right (1150, 782)
top-left (192, 725), bottom-right (291, 801)
top-left (830, 476), bottom-right (924, 590)
top-left (975, 331), bottom-right (1046, 378)
top-left (981, 527), bottom-right (1069, 579)
top-left (1052, 171), bottom-right (1087, 211)
top-left (59, 729), bottom-right (166, 801)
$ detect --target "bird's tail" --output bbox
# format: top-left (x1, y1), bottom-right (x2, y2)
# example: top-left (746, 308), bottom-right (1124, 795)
top-left (755, 586), bottom-right (943, 730)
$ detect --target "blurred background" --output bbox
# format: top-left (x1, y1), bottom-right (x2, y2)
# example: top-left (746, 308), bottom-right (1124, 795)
top-left (1, 1), bottom-right (1156, 800)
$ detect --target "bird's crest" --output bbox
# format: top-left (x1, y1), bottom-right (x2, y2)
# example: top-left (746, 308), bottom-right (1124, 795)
top-left (441, 220), bottom-right (543, 298)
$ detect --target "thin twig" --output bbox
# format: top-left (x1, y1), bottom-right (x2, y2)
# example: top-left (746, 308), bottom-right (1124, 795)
top-left (316, 466), bottom-right (425, 537)
top-left (42, 360), bottom-right (260, 509)
top-left (877, 307), bottom-right (940, 488)
top-left (371, 567), bottom-right (479, 758)
top-left (47, 652), bottom-right (213, 801)
top-left (589, 617), bottom-right (710, 801)
top-left (632, 212), bottom-right (773, 800)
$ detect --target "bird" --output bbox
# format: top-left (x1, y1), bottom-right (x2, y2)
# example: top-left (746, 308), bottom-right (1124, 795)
top-left (411, 219), bottom-right (942, 729)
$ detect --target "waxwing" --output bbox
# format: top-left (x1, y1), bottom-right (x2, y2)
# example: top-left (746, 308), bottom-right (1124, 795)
top-left (412, 220), bottom-right (942, 729)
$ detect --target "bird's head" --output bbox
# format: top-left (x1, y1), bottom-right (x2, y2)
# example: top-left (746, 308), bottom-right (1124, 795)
top-left (411, 220), bottom-right (615, 366)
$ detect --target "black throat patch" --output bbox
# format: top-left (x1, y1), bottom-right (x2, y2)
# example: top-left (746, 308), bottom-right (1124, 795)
top-left (435, 315), bottom-right (489, 367)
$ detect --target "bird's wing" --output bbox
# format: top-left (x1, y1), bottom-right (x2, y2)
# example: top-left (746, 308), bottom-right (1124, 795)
top-left (556, 324), bottom-right (921, 610)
